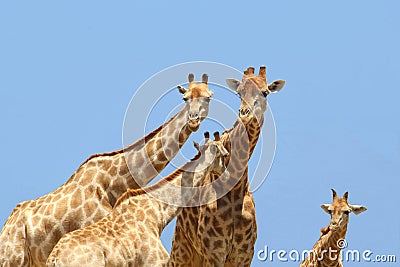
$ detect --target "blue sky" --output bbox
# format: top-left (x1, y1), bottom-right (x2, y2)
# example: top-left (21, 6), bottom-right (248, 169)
top-left (1, 1), bottom-right (399, 266)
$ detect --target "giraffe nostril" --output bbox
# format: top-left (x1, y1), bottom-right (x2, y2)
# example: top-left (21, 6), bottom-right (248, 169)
top-left (189, 113), bottom-right (199, 120)
top-left (239, 109), bottom-right (250, 116)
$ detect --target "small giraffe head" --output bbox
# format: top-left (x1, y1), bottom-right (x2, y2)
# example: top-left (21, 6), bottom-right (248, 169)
top-left (193, 131), bottom-right (229, 177)
top-left (178, 73), bottom-right (213, 132)
top-left (226, 66), bottom-right (285, 124)
top-left (321, 189), bottom-right (367, 232)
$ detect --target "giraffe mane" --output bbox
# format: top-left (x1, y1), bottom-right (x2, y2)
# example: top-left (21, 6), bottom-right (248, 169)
top-left (220, 118), bottom-right (259, 145)
top-left (76, 114), bottom-right (178, 169)
top-left (223, 116), bottom-right (261, 135)
top-left (224, 119), bottom-right (240, 134)
top-left (114, 150), bottom-right (202, 207)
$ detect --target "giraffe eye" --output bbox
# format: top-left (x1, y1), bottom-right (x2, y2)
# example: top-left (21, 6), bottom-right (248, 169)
top-left (344, 211), bottom-right (350, 215)
top-left (183, 97), bottom-right (188, 101)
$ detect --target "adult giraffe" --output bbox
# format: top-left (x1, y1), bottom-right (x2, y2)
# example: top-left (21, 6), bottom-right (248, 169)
top-left (46, 132), bottom-right (229, 267)
top-left (170, 66), bottom-right (286, 266)
top-left (0, 74), bottom-right (212, 266)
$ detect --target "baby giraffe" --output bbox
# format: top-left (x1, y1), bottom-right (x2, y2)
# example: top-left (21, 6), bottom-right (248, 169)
top-left (47, 132), bottom-right (229, 267)
top-left (300, 189), bottom-right (367, 267)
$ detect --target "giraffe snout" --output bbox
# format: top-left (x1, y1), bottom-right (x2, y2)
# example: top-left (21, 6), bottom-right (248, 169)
top-left (239, 108), bottom-right (251, 117)
top-left (330, 218), bottom-right (342, 230)
top-left (187, 111), bottom-right (201, 132)
top-left (238, 106), bottom-right (255, 124)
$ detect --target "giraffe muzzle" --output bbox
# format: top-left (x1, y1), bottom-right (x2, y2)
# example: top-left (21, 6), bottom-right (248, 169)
top-left (187, 114), bottom-right (201, 131)
top-left (329, 220), bottom-right (341, 231)
top-left (238, 107), bottom-right (255, 124)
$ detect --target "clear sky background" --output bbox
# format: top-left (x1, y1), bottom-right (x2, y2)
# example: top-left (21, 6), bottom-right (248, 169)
top-left (1, 1), bottom-right (399, 266)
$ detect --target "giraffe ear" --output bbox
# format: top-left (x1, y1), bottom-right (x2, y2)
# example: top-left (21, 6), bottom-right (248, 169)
top-left (267, 80), bottom-right (286, 94)
top-left (349, 205), bottom-right (367, 215)
top-left (178, 85), bottom-right (187, 95)
top-left (321, 204), bottom-right (331, 214)
top-left (193, 141), bottom-right (201, 152)
top-left (226, 78), bottom-right (241, 92)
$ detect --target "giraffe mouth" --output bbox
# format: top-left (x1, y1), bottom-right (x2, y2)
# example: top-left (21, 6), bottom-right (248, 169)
top-left (187, 120), bottom-right (200, 132)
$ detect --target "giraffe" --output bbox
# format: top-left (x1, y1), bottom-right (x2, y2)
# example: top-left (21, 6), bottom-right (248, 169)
top-left (46, 132), bottom-right (229, 267)
top-left (0, 73), bottom-right (213, 266)
top-left (170, 66), bottom-right (286, 266)
top-left (300, 189), bottom-right (367, 267)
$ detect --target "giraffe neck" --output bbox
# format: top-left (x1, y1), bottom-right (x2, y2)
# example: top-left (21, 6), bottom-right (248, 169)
top-left (101, 106), bottom-right (193, 205)
top-left (246, 115), bottom-right (264, 157)
top-left (123, 106), bottom-right (192, 185)
top-left (155, 167), bottom-right (213, 231)
top-left (308, 224), bottom-right (348, 266)
top-left (115, 152), bottom-right (213, 234)
top-left (221, 115), bottom-right (264, 190)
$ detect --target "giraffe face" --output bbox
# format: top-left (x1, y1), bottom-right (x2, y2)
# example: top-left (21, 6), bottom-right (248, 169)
top-left (226, 66), bottom-right (285, 125)
top-left (321, 189), bottom-right (367, 231)
top-left (194, 131), bottom-right (229, 178)
top-left (178, 74), bottom-right (213, 132)
top-left (206, 132), bottom-right (229, 176)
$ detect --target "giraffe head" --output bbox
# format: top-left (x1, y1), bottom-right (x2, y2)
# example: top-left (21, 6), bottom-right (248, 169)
top-left (226, 66), bottom-right (285, 124)
top-left (193, 131), bottom-right (229, 177)
top-left (178, 73), bottom-right (213, 132)
top-left (321, 189), bottom-right (367, 232)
